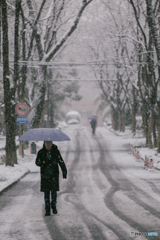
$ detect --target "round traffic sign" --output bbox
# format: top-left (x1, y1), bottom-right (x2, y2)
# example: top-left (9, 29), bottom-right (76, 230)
top-left (16, 103), bottom-right (29, 116)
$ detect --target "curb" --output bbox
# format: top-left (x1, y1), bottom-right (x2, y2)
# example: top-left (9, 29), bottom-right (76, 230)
top-left (0, 169), bottom-right (30, 195)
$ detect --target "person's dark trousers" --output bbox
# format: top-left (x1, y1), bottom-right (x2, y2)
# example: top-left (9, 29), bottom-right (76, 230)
top-left (44, 190), bottom-right (57, 210)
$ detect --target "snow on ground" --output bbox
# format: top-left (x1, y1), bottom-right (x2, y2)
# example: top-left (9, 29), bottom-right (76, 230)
top-left (0, 140), bottom-right (44, 193)
top-left (107, 126), bottom-right (160, 170)
top-left (98, 127), bottom-right (160, 199)
top-left (0, 126), bottom-right (160, 194)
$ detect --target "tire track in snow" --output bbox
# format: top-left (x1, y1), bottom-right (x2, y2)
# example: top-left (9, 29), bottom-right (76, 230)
top-left (96, 130), bottom-right (160, 238)
top-left (60, 129), bottom-right (81, 195)
top-left (46, 128), bottom-right (97, 240)
top-left (71, 128), bottom-right (126, 240)
top-left (62, 127), bottom-right (109, 240)
top-left (62, 128), bottom-right (120, 240)
top-left (82, 130), bottom-right (138, 240)
top-left (145, 179), bottom-right (160, 196)
top-left (65, 194), bottom-right (124, 240)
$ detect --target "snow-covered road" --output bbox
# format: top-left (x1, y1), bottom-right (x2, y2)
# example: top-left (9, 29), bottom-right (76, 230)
top-left (0, 126), bottom-right (160, 240)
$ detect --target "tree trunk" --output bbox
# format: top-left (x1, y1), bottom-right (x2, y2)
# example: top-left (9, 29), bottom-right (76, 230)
top-left (111, 107), bottom-right (118, 131)
top-left (0, 3), bottom-right (2, 62)
top-left (118, 110), bottom-right (125, 132)
top-left (146, 0), bottom-right (160, 63)
top-left (152, 108), bottom-right (157, 148)
top-left (141, 99), bottom-right (149, 146)
top-left (18, 5), bottom-right (27, 156)
top-left (12, 0), bottom-right (22, 163)
top-left (120, 109), bottom-right (125, 132)
top-left (157, 122), bottom-right (160, 153)
top-left (131, 86), bottom-right (136, 133)
top-left (1, 0), bottom-right (17, 166)
top-left (148, 111), bottom-right (153, 149)
top-left (157, 102), bottom-right (160, 153)
top-left (32, 66), bottom-right (47, 128)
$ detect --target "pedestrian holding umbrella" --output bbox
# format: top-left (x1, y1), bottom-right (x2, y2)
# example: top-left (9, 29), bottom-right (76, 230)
top-left (18, 128), bottom-right (70, 216)
top-left (88, 116), bottom-right (97, 135)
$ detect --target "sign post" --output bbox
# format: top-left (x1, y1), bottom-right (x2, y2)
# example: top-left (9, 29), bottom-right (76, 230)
top-left (16, 103), bottom-right (29, 157)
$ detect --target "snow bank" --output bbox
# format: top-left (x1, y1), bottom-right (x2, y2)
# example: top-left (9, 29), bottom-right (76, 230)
top-left (107, 126), bottom-right (160, 171)
top-left (0, 164), bottom-right (29, 193)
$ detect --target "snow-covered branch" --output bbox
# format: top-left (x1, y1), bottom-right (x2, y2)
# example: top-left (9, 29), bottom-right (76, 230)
top-left (43, 0), bottom-right (93, 62)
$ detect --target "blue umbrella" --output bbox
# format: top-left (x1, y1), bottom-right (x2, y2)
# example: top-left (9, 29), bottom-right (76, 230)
top-left (17, 128), bottom-right (71, 141)
top-left (88, 116), bottom-right (97, 120)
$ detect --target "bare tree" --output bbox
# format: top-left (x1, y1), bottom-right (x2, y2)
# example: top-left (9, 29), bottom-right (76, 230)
top-left (82, 0), bottom-right (135, 132)
top-left (128, 0), bottom-right (160, 150)
top-left (20, 0), bottom-right (94, 127)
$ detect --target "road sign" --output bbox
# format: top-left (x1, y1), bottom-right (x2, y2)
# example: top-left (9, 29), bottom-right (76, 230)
top-left (16, 103), bottom-right (29, 116)
top-left (17, 116), bottom-right (28, 125)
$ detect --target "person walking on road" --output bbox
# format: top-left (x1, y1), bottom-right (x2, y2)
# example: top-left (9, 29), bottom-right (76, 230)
top-left (35, 141), bottom-right (67, 216)
top-left (90, 118), bottom-right (97, 135)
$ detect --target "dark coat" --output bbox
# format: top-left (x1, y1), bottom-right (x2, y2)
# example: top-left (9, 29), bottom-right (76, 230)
top-left (90, 119), bottom-right (97, 129)
top-left (35, 143), bottom-right (67, 192)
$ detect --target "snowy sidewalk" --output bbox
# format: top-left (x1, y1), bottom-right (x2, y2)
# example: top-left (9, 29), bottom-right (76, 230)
top-left (0, 147), bottom-right (40, 194)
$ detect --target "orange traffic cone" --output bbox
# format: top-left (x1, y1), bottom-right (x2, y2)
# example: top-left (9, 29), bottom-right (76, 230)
top-left (144, 156), bottom-right (148, 168)
top-left (149, 159), bottom-right (154, 170)
top-left (135, 150), bottom-right (140, 161)
top-left (147, 158), bottom-right (150, 168)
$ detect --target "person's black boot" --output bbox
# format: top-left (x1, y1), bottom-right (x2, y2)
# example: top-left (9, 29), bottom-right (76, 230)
top-left (45, 209), bottom-right (50, 216)
top-left (52, 205), bottom-right (58, 214)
